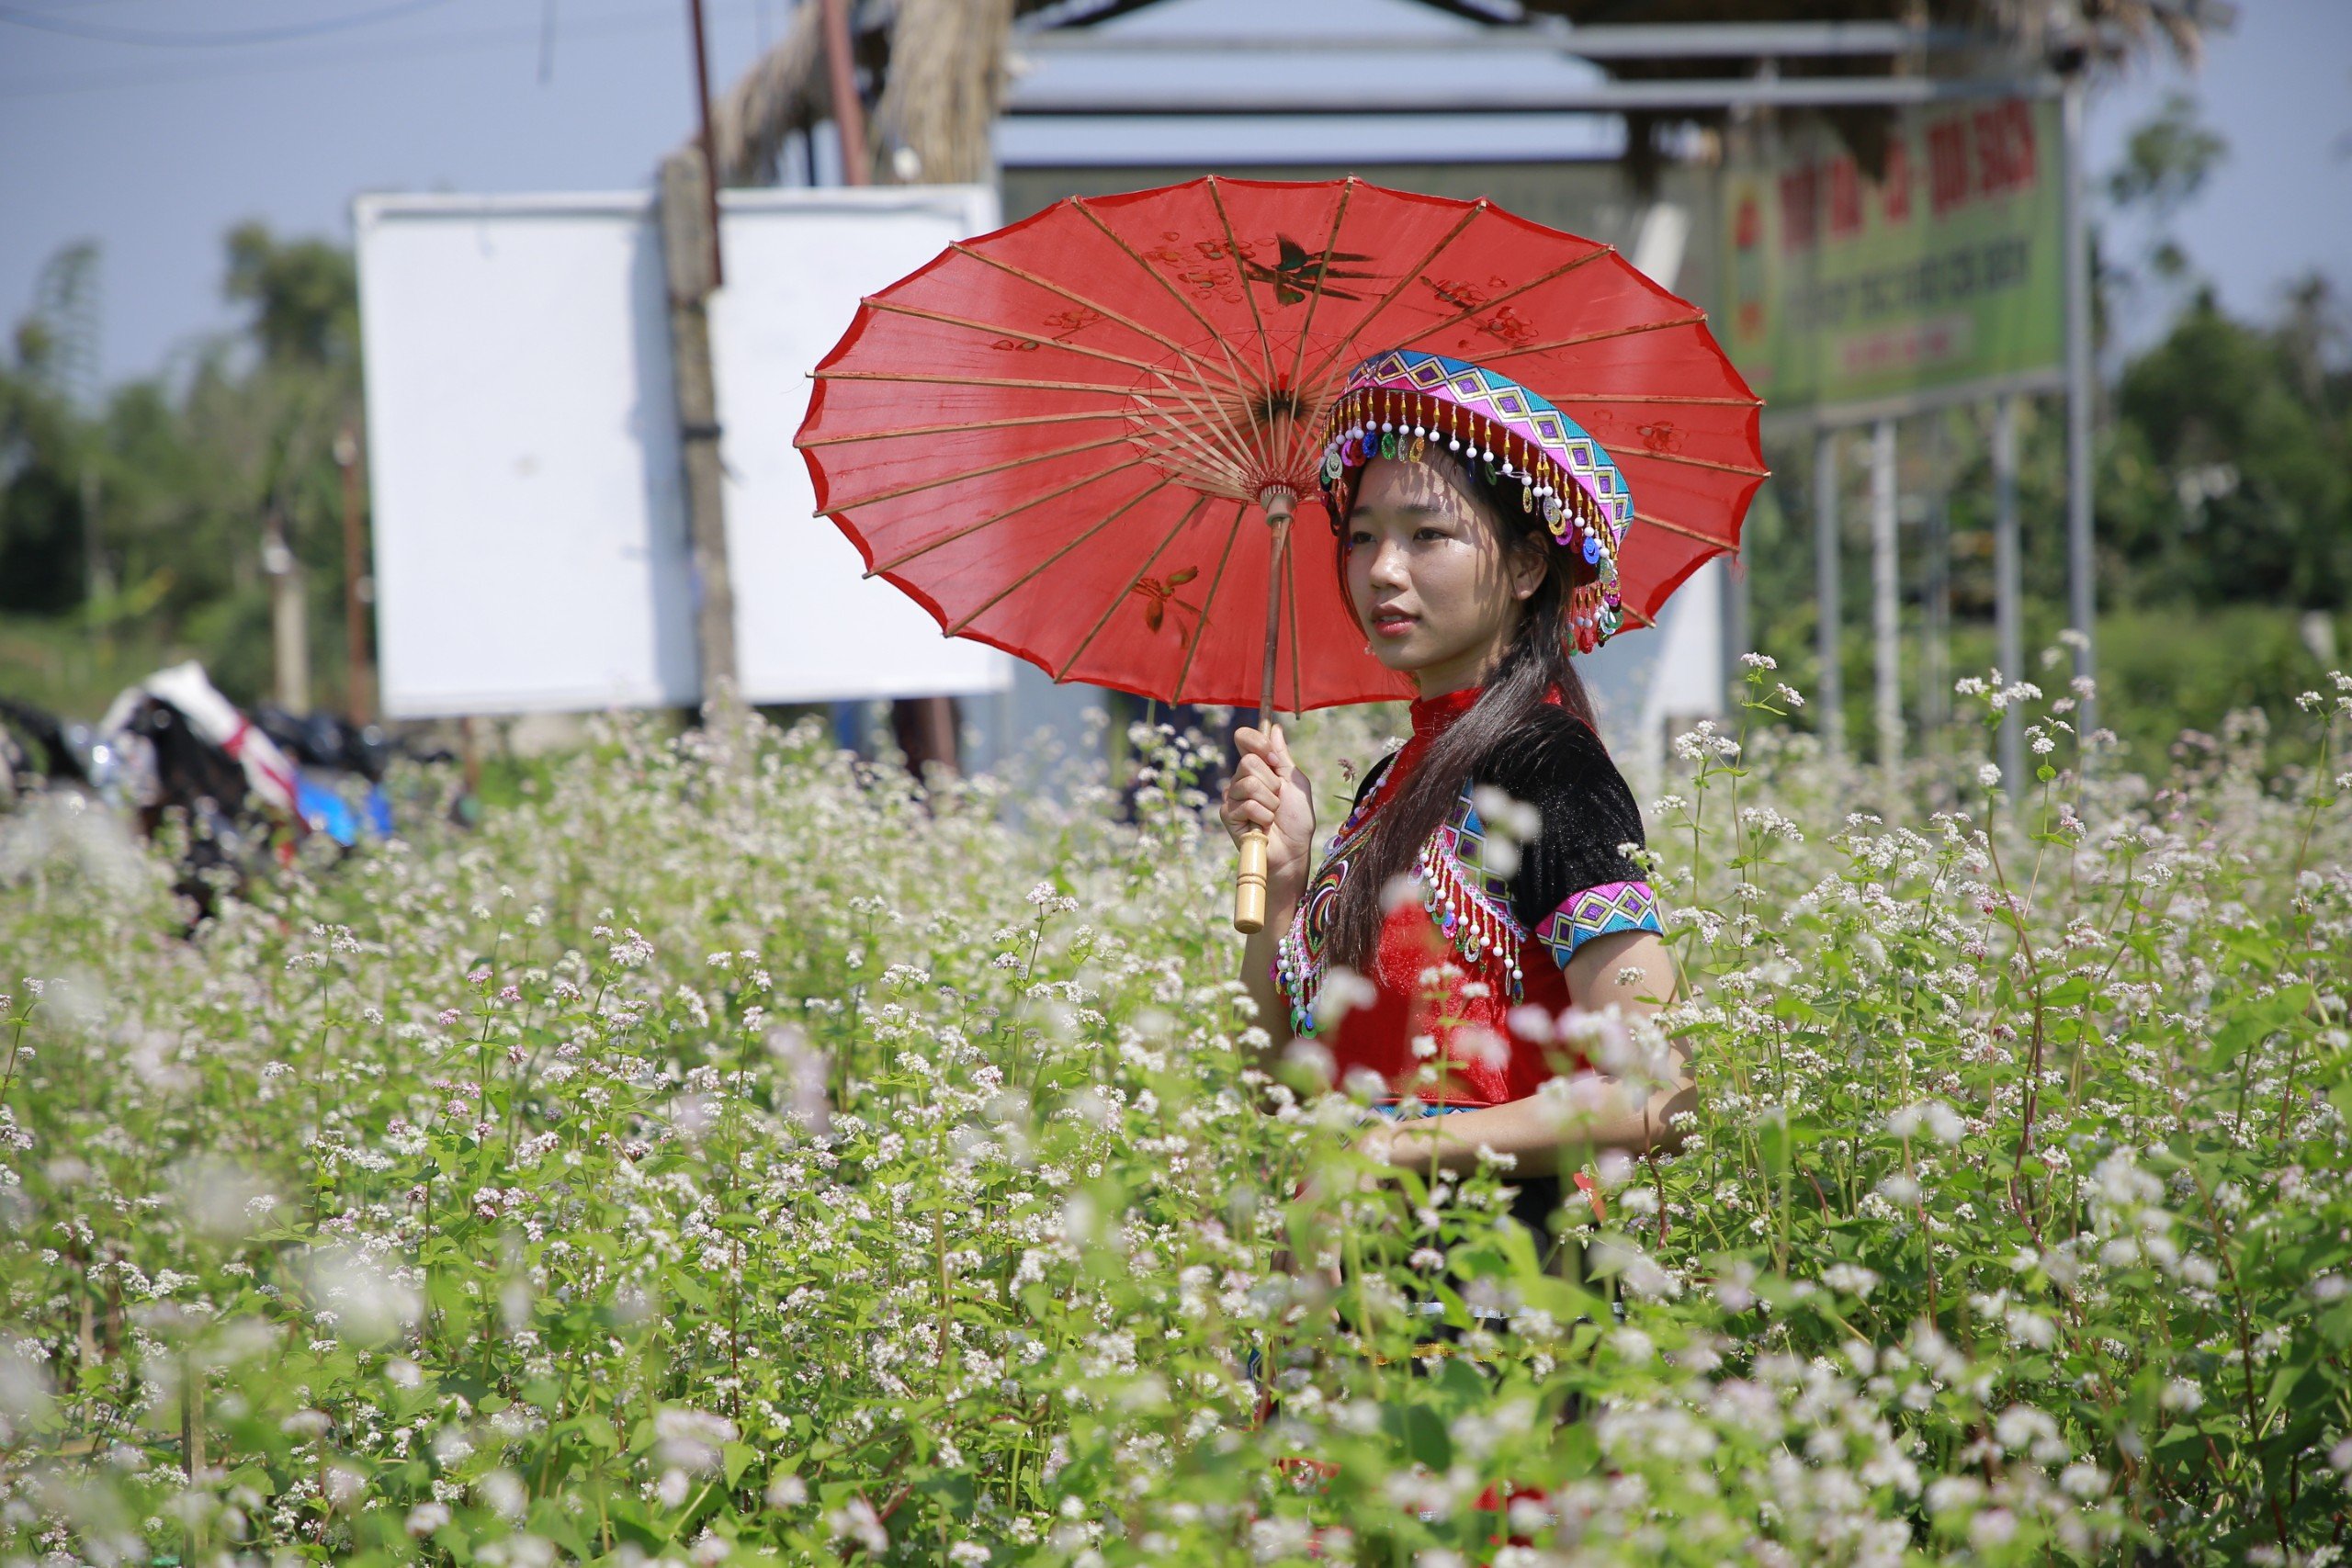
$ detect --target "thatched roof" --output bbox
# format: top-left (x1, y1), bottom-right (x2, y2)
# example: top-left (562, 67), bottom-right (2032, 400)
top-left (708, 0), bottom-right (1013, 186)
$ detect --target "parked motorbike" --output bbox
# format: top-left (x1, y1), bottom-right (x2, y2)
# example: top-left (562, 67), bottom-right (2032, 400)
top-left (86, 663), bottom-right (306, 921)
top-left (254, 704), bottom-right (396, 846)
top-left (0, 695), bottom-right (92, 807)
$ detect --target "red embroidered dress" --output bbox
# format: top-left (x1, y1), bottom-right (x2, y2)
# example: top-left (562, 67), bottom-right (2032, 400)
top-left (1272, 688), bottom-right (1662, 1108)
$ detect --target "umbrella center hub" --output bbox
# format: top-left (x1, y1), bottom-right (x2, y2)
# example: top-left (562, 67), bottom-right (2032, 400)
top-left (1121, 367), bottom-right (1322, 503)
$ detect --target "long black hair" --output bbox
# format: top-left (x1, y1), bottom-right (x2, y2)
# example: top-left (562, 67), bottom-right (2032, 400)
top-left (1323, 449), bottom-right (1601, 972)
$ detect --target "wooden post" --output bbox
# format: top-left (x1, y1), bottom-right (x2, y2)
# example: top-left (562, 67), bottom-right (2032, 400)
top-left (461, 716), bottom-right (484, 800)
top-left (658, 146), bottom-right (740, 715)
top-left (334, 425), bottom-right (375, 723)
top-left (262, 504), bottom-right (310, 714)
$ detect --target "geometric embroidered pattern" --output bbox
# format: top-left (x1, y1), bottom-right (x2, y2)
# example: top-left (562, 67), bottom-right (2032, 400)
top-left (1270, 766), bottom-right (1400, 1036)
top-left (1534, 879), bottom-right (1662, 967)
top-left (1339, 348), bottom-right (1634, 539)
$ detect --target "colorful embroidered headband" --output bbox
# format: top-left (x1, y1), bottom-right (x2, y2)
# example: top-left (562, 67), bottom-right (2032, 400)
top-left (1318, 348), bottom-right (1633, 652)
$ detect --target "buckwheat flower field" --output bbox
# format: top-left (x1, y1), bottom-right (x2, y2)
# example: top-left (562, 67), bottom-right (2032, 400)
top-left (6, 662), bottom-right (2352, 1567)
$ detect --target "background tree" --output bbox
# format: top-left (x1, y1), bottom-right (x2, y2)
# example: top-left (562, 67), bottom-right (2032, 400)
top-left (0, 321), bottom-right (91, 616)
top-left (2103, 88), bottom-right (2228, 289)
top-left (0, 224), bottom-right (363, 714)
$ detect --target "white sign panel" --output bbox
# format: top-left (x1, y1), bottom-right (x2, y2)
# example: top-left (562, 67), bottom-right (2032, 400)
top-left (712, 189), bottom-right (1012, 704)
top-left (356, 186), bottom-right (1012, 718)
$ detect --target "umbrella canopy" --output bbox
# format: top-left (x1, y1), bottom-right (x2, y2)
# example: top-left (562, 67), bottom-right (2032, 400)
top-left (796, 175), bottom-right (1764, 715)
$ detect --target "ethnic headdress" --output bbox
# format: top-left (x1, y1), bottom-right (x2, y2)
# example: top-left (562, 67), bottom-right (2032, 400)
top-left (1317, 348), bottom-right (1633, 652)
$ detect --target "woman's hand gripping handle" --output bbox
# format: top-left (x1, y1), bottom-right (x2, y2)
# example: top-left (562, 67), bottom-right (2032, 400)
top-left (1222, 724), bottom-right (1316, 934)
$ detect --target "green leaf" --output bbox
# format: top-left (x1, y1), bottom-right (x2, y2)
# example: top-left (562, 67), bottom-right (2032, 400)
top-left (723, 1439), bottom-right (759, 1487)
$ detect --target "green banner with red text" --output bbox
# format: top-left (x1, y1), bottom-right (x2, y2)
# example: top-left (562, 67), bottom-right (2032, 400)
top-left (1720, 96), bottom-right (2064, 421)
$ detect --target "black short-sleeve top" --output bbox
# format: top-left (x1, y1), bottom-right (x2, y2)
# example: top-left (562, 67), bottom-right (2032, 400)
top-left (1272, 686), bottom-right (1664, 1107)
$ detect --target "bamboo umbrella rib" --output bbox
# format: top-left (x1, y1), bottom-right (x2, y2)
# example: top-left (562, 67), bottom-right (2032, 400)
top-left (1623, 450), bottom-right (1773, 479)
top-left (820, 430), bottom-right (1137, 513)
top-left (1282, 518), bottom-right (1305, 717)
top-left (1475, 313), bottom-right (1708, 366)
top-left (1629, 511), bottom-right (1724, 546)
top-left (800, 408), bottom-right (1137, 447)
top-left (1621, 604), bottom-right (1657, 628)
top-left (1121, 366), bottom-right (1264, 487)
top-left (859, 299), bottom-right (1250, 399)
top-left (944, 478), bottom-right (1180, 636)
top-left (951, 242), bottom-right (1233, 369)
top-left (1204, 178), bottom-right (1283, 481)
top-left (947, 242), bottom-right (1269, 474)
top-left (1292, 200), bottom-right (1487, 400)
top-left (862, 457), bottom-right (1155, 575)
top-left (1067, 197), bottom-right (1270, 472)
top-left (808, 370), bottom-right (1244, 494)
top-left (1052, 493), bottom-right (1211, 681)
top-left (1173, 500), bottom-right (1250, 701)
top-left (1122, 401), bottom-right (1267, 495)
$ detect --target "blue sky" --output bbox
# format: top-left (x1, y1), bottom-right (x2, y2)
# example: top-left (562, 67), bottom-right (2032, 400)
top-left (2, 0), bottom-right (2346, 391)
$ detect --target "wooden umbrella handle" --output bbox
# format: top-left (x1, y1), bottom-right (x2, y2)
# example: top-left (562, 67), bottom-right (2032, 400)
top-left (1234, 489), bottom-right (1295, 936)
top-left (1234, 826), bottom-right (1271, 933)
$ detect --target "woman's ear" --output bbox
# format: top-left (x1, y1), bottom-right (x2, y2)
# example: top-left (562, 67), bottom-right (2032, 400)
top-left (1508, 536), bottom-right (1549, 602)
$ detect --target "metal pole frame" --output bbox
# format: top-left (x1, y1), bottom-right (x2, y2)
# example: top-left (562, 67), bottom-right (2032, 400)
top-left (1019, 21), bottom-right (2007, 58)
top-left (1813, 429), bottom-right (1844, 761)
top-left (1006, 72), bottom-right (2062, 117)
top-left (1923, 412), bottom-right (1951, 760)
top-left (2061, 62), bottom-right (2098, 739)
top-left (1870, 418), bottom-right (1901, 774)
top-left (1992, 393), bottom-right (2026, 795)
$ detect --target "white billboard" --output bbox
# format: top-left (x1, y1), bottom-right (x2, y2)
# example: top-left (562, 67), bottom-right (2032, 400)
top-left (356, 186), bottom-right (1013, 718)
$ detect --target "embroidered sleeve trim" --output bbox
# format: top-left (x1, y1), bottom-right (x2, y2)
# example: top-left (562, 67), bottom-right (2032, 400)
top-left (1534, 880), bottom-right (1662, 967)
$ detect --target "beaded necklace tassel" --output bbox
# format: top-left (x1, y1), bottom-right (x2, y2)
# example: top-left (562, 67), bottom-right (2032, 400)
top-left (1413, 831), bottom-right (1526, 1005)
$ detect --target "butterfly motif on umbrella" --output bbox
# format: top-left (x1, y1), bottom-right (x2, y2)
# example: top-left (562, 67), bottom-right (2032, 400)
top-left (1242, 235), bottom-right (1376, 308)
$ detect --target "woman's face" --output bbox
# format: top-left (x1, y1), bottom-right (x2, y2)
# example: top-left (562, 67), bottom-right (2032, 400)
top-left (1343, 457), bottom-right (1545, 695)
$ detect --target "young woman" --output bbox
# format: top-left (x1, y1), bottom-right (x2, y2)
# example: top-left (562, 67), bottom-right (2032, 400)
top-left (1218, 349), bottom-right (1693, 1249)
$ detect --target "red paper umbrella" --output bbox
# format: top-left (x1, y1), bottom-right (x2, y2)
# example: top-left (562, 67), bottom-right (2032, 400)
top-left (797, 175), bottom-right (1763, 721)
top-left (797, 177), bottom-right (1764, 930)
